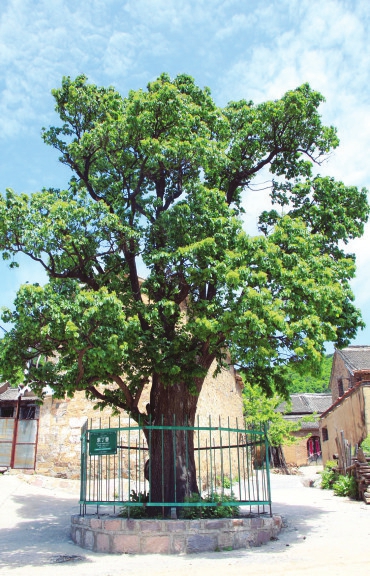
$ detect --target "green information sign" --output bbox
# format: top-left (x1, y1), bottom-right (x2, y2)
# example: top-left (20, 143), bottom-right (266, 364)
top-left (89, 430), bottom-right (117, 456)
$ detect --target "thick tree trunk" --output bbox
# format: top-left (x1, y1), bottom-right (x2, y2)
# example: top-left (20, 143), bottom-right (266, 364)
top-left (145, 376), bottom-right (202, 511)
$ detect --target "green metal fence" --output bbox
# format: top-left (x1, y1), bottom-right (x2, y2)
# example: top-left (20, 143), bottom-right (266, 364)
top-left (79, 416), bottom-right (272, 518)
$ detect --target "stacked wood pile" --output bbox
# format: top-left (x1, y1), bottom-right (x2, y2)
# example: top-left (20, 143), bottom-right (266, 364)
top-left (354, 449), bottom-right (370, 504)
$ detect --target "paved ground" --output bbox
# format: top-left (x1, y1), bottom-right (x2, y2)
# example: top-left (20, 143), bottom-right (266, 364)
top-left (0, 467), bottom-right (369, 576)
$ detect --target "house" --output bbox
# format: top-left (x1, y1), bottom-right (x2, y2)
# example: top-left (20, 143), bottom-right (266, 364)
top-left (0, 358), bottom-right (244, 478)
top-left (319, 346), bottom-right (370, 466)
top-left (277, 393), bottom-right (332, 467)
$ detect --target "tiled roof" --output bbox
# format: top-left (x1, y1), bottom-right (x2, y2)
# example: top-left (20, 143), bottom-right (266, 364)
top-left (0, 386), bottom-right (38, 402)
top-left (336, 345), bottom-right (370, 373)
top-left (282, 415), bottom-right (319, 430)
top-left (277, 393), bottom-right (332, 415)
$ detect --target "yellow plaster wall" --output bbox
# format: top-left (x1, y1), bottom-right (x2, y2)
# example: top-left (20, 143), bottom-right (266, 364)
top-left (320, 384), bottom-right (369, 464)
top-left (330, 353), bottom-right (351, 403)
top-left (281, 430), bottom-right (321, 467)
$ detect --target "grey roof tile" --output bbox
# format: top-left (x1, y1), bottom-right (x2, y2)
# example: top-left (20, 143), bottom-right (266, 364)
top-left (337, 345), bottom-right (370, 373)
top-left (0, 386), bottom-right (38, 401)
top-left (277, 393), bottom-right (332, 415)
top-left (282, 415), bottom-right (319, 430)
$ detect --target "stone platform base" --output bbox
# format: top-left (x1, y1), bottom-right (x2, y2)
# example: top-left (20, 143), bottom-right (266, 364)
top-left (71, 514), bottom-right (282, 554)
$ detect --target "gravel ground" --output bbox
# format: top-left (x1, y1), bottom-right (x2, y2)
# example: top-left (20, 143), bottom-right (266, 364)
top-left (0, 467), bottom-right (369, 576)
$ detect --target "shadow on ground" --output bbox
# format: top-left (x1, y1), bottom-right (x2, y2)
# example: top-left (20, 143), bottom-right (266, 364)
top-left (0, 491), bottom-right (86, 568)
top-left (0, 487), bottom-right (330, 568)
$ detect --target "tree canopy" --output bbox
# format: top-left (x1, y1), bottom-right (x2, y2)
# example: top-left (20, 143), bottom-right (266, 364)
top-left (242, 379), bottom-right (301, 448)
top-left (286, 354), bottom-right (333, 394)
top-left (0, 72), bottom-right (368, 418)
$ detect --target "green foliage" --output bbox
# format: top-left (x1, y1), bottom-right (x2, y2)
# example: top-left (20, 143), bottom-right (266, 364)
top-left (242, 378), bottom-right (300, 446)
top-left (320, 460), bottom-right (339, 489)
top-left (181, 492), bottom-right (240, 519)
top-left (221, 476), bottom-right (231, 489)
top-left (118, 490), bottom-right (150, 518)
top-left (332, 475), bottom-right (358, 499)
top-left (286, 355), bottom-right (333, 393)
top-left (215, 475), bottom-right (236, 489)
top-left (324, 459), bottom-right (338, 470)
top-left (360, 436), bottom-right (370, 456)
top-left (0, 72), bottom-right (368, 421)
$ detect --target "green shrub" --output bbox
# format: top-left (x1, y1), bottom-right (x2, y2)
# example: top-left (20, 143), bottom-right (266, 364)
top-left (320, 461), bottom-right (339, 489)
top-left (324, 459), bottom-right (338, 470)
top-left (118, 489), bottom-right (150, 518)
top-left (333, 475), bottom-right (358, 499)
top-left (360, 435), bottom-right (370, 456)
top-left (181, 492), bottom-right (240, 519)
top-left (216, 475), bottom-right (232, 489)
top-left (222, 476), bottom-right (232, 489)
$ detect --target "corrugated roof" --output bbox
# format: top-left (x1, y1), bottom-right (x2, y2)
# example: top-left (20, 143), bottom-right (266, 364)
top-left (336, 345), bottom-right (370, 373)
top-left (277, 393), bottom-right (332, 415)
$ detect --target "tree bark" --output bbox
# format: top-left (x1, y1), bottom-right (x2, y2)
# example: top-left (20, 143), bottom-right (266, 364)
top-left (145, 376), bottom-right (201, 512)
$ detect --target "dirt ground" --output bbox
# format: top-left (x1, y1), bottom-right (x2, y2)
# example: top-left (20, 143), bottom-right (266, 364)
top-left (0, 467), bottom-right (369, 576)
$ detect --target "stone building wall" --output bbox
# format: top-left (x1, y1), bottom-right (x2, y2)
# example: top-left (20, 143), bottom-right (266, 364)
top-left (35, 361), bottom-right (244, 479)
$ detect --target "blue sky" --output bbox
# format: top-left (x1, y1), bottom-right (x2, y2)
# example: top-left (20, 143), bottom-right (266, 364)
top-left (0, 0), bottom-right (370, 348)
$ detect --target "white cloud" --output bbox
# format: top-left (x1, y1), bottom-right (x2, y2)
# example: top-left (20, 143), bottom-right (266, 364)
top-left (102, 32), bottom-right (137, 77)
top-left (214, 12), bottom-right (253, 40)
top-left (213, 0), bottom-right (370, 342)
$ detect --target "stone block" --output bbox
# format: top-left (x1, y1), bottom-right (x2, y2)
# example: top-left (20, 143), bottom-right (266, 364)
top-left (112, 534), bottom-right (141, 554)
top-left (172, 535), bottom-right (186, 554)
top-left (166, 521), bottom-right (186, 532)
top-left (83, 529), bottom-right (94, 550)
top-left (68, 435), bottom-right (80, 444)
top-left (186, 520), bottom-right (201, 531)
top-left (89, 518), bottom-right (102, 529)
top-left (103, 519), bottom-right (122, 531)
top-left (218, 531), bottom-right (234, 549)
top-left (123, 519), bottom-right (137, 531)
top-left (204, 519), bottom-right (227, 530)
top-left (140, 520), bottom-right (162, 532)
top-left (255, 530), bottom-right (271, 547)
top-left (186, 534), bottom-right (218, 553)
top-left (141, 535), bottom-right (170, 554)
top-left (251, 517), bottom-right (263, 528)
top-left (96, 532), bottom-right (110, 553)
top-left (69, 417), bottom-right (87, 428)
top-left (233, 530), bottom-right (251, 549)
top-left (232, 518), bottom-right (244, 526)
top-left (74, 528), bottom-right (82, 545)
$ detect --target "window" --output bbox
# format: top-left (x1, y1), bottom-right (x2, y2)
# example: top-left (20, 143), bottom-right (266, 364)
top-left (322, 427), bottom-right (329, 442)
top-left (0, 406), bottom-right (14, 418)
top-left (20, 405), bottom-right (36, 419)
top-left (338, 378), bottom-right (344, 397)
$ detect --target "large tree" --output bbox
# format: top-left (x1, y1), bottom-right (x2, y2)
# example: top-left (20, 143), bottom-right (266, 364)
top-left (0, 74), bottom-right (368, 505)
